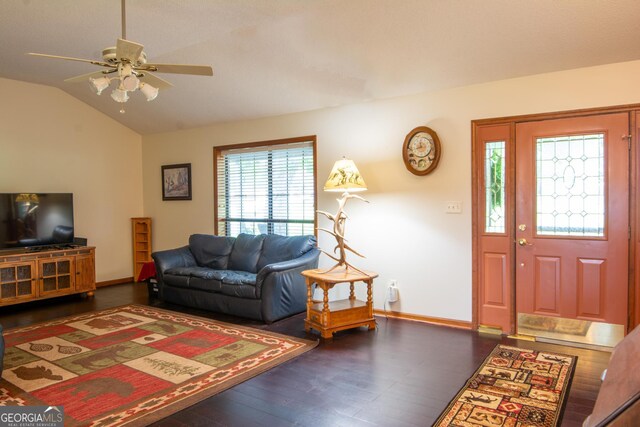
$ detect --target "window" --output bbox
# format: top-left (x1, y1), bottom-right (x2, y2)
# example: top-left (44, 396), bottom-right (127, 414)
top-left (536, 133), bottom-right (605, 236)
top-left (214, 136), bottom-right (316, 237)
top-left (484, 140), bottom-right (506, 233)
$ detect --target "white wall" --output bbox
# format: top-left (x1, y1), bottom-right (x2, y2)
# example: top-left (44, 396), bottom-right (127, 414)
top-left (0, 78), bottom-right (143, 282)
top-left (142, 60), bottom-right (640, 322)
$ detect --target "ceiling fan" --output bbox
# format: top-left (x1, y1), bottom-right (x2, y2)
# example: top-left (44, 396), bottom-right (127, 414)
top-left (27, 0), bottom-right (213, 111)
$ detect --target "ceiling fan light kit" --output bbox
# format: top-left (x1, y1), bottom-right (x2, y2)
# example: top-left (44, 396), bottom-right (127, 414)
top-left (26, 0), bottom-right (213, 111)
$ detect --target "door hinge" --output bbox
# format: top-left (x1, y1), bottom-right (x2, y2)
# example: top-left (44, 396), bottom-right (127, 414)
top-left (629, 226), bottom-right (632, 240)
top-left (623, 134), bottom-right (632, 150)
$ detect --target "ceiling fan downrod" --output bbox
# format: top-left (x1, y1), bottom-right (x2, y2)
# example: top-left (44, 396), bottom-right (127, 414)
top-left (121, 0), bottom-right (127, 40)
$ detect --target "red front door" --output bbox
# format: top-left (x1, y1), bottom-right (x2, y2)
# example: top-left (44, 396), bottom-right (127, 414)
top-left (515, 113), bottom-right (629, 326)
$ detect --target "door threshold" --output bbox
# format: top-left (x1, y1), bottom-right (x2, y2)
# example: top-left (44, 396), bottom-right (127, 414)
top-left (506, 334), bottom-right (536, 341)
top-left (508, 331), bottom-right (614, 351)
top-left (517, 313), bottom-right (623, 350)
top-left (534, 336), bottom-right (614, 352)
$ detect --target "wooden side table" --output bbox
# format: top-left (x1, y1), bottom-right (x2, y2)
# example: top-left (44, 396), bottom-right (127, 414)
top-left (301, 269), bottom-right (378, 339)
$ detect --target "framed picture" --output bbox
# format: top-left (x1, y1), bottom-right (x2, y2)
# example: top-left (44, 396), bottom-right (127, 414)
top-left (162, 163), bottom-right (192, 200)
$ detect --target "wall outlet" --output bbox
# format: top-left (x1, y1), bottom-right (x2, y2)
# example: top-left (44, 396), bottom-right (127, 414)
top-left (445, 201), bottom-right (462, 214)
top-left (387, 280), bottom-right (399, 303)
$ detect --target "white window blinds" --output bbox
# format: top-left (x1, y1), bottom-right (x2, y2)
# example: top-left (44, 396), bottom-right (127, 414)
top-left (215, 140), bottom-right (316, 237)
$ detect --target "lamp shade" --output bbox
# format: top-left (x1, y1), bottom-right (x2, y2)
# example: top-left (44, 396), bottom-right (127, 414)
top-left (323, 158), bottom-right (367, 192)
top-left (89, 77), bottom-right (111, 95)
top-left (110, 87), bottom-right (129, 103)
top-left (122, 75), bottom-right (140, 92)
top-left (140, 82), bottom-right (159, 101)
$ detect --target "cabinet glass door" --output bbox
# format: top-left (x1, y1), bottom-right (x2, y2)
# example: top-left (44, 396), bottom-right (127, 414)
top-left (39, 258), bottom-right (74, 294)
top-left (0, 262), bottom-right (36, 300)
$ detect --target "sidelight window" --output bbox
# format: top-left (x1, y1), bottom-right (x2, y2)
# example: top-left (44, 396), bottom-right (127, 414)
top-left (485, 141), bottom-right (506, 233)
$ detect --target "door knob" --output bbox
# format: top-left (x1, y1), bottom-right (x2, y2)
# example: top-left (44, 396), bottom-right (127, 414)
top-left (518, 238), bottom-right (532, 246)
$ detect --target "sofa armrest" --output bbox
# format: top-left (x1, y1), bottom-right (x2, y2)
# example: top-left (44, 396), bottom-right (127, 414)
top-left (257, 248), bottom-right (320, 323)
top-left (151, 246), bottom-right (197, 280)
top-left (256, 249), bottom-right (320, 285)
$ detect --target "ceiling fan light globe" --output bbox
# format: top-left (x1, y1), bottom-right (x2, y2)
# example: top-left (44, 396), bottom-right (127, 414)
top-left (89, 76), bottom-right (110, 95)
top-left (110, 88), bottom-right (129, 103)
top-left (139, 82), bottom-right (159, 101)
top-left (122, 75), bottom-right (139, 91)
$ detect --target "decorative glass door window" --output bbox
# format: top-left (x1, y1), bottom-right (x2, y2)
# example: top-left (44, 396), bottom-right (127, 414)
top-left (0, 263), bottom-right (34, 299)
top-left (485, 141), bottom-right (506, 233)
top-left (536, 133), bottom-right (605, 236)
top-left (40, 259), bottom-right (73, 293)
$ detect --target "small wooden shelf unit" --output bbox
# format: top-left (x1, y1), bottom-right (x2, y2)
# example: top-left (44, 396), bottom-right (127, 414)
top-left (132, 217), bottom-right (152, 282)
top-left (301, 268), bottom-right (378, 339)
top-left (0, 246), bottom-right (96, 307)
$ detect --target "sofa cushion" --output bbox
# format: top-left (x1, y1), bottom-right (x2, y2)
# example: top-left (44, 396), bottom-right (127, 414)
top-left (188, 234), bottom-right (235, 269)
top-left (220, 271), bottom-right (258, 299)
top-left (256, 234), bottom-right (317, 271)
top-left (165, 266), bottom-right (226, 281)
top-left (162, 274), bottom-right (190, 289)
top-left (220, 283), bottom-right (258, 299)
top-left (189, 277), bottom-right (223, 293)
top-left (221, 270), bottom-right (257, 286)
top-left (228, 234), bottom-right (265, 273)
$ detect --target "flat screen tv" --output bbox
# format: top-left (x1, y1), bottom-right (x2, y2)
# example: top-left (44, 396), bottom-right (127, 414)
top-left (0, 193), bottom-right (74, 251)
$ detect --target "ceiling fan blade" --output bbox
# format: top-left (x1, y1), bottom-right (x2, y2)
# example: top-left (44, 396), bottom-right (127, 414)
top-left (27, 52), bottom-right (112, 68)
top-left (138, 72), bottom-right (173, 89)
top-left (140, 63), bottom-right (213, 76)
top-left (116, 38), bottom-right (144, 63)
top-left (64, 69), bottom-right (117, 83)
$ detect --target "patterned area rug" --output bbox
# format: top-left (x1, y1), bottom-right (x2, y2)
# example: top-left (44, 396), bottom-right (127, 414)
top-left (0, 305), bottom-right (317, 426)
top-left (434, 344), bottom-right (577, 427)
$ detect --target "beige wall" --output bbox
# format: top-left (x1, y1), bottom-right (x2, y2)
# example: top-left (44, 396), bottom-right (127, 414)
top-left (142, 60), bottom-right (640, 322)
top-left (0, 78), bottom-right (143, 282)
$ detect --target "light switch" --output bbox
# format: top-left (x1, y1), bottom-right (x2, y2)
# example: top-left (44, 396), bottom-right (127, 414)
top-left (446, 201), bottom-right (462, 214)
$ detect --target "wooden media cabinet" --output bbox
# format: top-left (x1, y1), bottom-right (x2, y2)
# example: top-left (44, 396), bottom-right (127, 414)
top-left (0, 246), bottom-right (96, 307)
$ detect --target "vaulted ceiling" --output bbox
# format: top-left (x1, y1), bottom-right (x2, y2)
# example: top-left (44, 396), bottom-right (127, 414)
top-left (2, 0), bottom-right (640, 134)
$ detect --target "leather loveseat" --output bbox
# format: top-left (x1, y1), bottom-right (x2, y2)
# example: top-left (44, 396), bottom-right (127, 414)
top-left (152, 233), bottom-right (320, 323)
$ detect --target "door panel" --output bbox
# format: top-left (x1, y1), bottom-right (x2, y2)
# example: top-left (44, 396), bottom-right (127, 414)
top-left (533, 256), bottom-right (561, 314)
top-left (577, 258), bottom-right (605, 317)
top-left (483, 253), bottom-right (508, 306)
top-left (516, 113), bottom-right (629, 326)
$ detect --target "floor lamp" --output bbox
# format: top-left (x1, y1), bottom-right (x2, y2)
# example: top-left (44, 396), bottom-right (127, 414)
top-left (317, 158), bottom-right (369, 274)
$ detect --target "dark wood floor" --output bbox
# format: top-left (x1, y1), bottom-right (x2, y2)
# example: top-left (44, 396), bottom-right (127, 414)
top-left (0, 284), bottom-right (609, 426)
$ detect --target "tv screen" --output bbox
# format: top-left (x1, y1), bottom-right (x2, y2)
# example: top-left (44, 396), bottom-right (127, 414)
top-left (0, 193), bottom-right (74, 251)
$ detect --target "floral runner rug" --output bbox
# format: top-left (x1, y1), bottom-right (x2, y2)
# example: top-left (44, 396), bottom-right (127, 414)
top-left (0, 304), bottom-right (317, 426)
top-left (434, 344), bottom-right (577, 427)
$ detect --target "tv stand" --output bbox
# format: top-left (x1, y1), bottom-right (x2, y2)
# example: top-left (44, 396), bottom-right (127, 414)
top-left (0, 246), bottom-right (96, 307)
